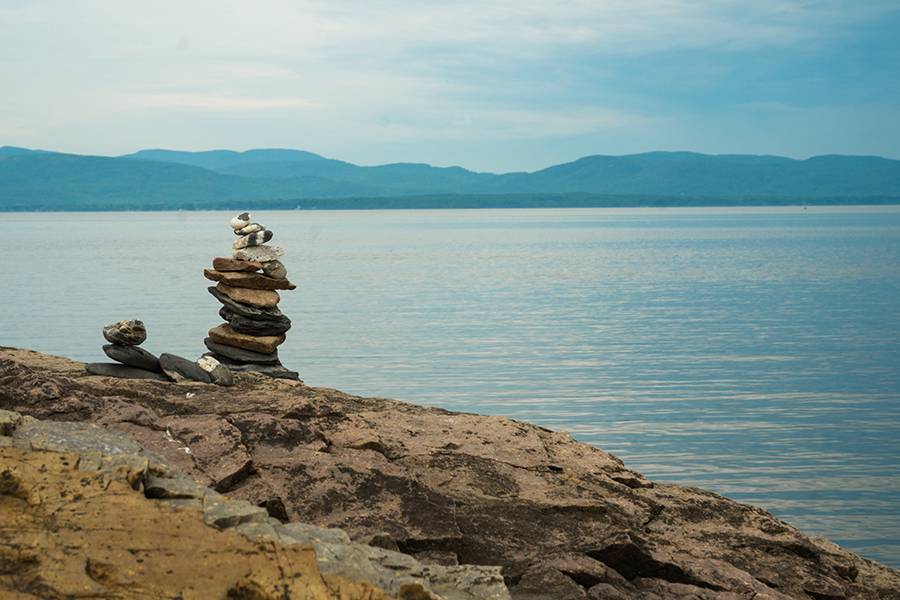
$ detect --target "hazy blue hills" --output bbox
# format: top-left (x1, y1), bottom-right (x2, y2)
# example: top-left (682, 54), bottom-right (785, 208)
top-left (121, 148), bottom-right (326, 171)
top-left (1, 146), bottom-right (899, 210)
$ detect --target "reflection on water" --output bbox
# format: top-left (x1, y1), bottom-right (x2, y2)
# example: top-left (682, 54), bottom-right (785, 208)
top-left (1, 206), bottom-right (899, 568)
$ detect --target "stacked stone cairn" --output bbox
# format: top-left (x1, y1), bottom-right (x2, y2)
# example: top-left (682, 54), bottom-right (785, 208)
top-left (85, 319), bottom-right (233, 385)
top-left (202, 212), bottom-right (299, 380)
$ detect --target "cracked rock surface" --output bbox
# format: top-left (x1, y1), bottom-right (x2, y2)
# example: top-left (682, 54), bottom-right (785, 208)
top-left (0, 407), bottom-right (508, 599)
top-left (1, 346), bottom-right (899, 599)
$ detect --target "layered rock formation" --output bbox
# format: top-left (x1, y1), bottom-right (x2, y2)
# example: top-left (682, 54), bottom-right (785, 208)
top-left (0, 409), bottom-right (508, 599)
top-left (203, 212), bottom-right (299, 380)
top-left (2, 346), bottom-right (899, 599)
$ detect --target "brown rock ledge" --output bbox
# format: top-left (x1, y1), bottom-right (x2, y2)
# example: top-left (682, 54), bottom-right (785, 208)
top-left (0, 409), bottom-right (509, 599)
top-left (0, 445), bottom-right (392, 600)
top-left (1, 346), bottom-right (899, 600)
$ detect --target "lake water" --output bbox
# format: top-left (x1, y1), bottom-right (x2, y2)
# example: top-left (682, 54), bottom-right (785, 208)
top-left (1, 207), bottom-right (899, 569)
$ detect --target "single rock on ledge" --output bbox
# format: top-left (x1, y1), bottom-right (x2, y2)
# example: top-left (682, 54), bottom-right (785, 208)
top-left (102, 319), bottom-right (147, 345)
top-left (197, 355), bottom-right (234, 387)
top-left (1, 347), bottom-right (899, 600)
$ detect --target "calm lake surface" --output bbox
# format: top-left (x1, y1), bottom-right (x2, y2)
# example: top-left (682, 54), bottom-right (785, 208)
top-left (2, 207), bottom-right (899, 568)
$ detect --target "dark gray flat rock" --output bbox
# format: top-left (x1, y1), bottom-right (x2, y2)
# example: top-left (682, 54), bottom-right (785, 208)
top-left (85, 362), bottom-right (169, 381)
top-left (103, 344), bottom-right (162, 373)
top-left (204, 338), bottom-right (280, 364)
top-left (218, 307), bottom-right (291, 336)
top-left (158, 353), bottom-right (212, 384)
top-left (204, 353), bottom-right (300, 380)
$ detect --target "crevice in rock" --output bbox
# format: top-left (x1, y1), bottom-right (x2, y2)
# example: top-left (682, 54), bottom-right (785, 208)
top-left (587, 542), bottom-right (724, 591)
top-left (213, 460), bottom-right (255, 493)
top-left (641, 505), bottom-right (664, 528)
top-left (558, 567), bottom-right (602, 589)
top-left (258, 497), bottom-right (289, 523)
top-left (396, 537), bottom-right (462, 555)
top-left (805, 590), bottom-right (846, 600)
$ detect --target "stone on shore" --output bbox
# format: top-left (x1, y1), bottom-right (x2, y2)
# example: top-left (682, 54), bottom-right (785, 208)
top-left (0, 408), bottom-right (497, 599)
top-left (102, 319), bottom-right (147, 346)
top-left (208, 324), bottom-right (285, 354)
top-left (206, 354), bottom-right (301, 380)
top-left (102, 344), bottom-right (162, 373)
top-left (212, 257), bottom-right (263, 272)
top-left (232, 245), bottom-right (284, 262)
top-left (85, 362), bottom-right (169, 381)
top-left (232, 229), bottom-right (273, 250)
top-left (159, 353), bottom-right (213, 384)
top-left (7, 348), bottom-right (900, 600)
top-left (197, 355), bottom-right (234, 387)
top-left (215, 283), bottom-right (280, 308)
top-left (207, 287), bottom-right (286, 320)
top-left (204, 337), bottom-right (281, 364)
top-left (203, 269), bottom-right (296, 290)
top-left (236, 222), bottom-right (264, 236)
top-left (261, 260), bottom-right (287, 279)
top-left (218, 307), bottom-right (291, 336)
top-left (230, 212), bottom-right (251, 230)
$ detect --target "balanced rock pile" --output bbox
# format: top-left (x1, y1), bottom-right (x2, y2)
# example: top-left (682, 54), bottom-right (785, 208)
top-left (85, 319), bottom-right (233, 385)
top-left (202, 212), bottom-right (299, 380)
top-left (85, 319), bottom-right (167, 381)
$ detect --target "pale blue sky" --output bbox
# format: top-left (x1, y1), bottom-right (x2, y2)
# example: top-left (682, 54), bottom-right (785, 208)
top-left (1, 1), bottom-right (899, 171)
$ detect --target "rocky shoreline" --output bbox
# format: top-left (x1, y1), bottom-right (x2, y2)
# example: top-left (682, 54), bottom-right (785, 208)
top-left (1, 346), bottom-right (899, 599)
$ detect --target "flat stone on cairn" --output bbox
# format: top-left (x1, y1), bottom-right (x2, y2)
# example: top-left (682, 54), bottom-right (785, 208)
top-left (212, 257), bottom-right (264, 272)
top-left (233, 245), bottom-right (284, 263)
top-left (204, 338), bottom-right (281, 364)
top-left (208, 324), bottom-right (284, 355)
top-left (203, 269), bottom-right (296, 290)
top-left (214, 283), bottom-right (280, 308)
top-left (203, 212), bottom-right (300, 380)
top-left (217, 307), bottom-right (291, 336)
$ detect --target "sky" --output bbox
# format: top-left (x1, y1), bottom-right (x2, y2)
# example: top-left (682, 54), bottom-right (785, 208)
top-left (1, 0), bottom-right (899, 172)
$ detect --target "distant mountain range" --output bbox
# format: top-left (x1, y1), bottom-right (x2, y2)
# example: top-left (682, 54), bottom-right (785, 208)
top-left (2, 145), bottom-right (899, 210)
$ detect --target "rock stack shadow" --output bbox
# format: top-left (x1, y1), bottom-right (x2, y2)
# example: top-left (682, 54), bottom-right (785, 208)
top-left (202, 212), bottom-right (300, 380)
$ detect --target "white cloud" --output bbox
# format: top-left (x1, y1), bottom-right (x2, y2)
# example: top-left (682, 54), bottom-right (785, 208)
top-left (0, 0), bottom-right (897, 169)
top-left (129, 93), bottom-right (320, 112)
